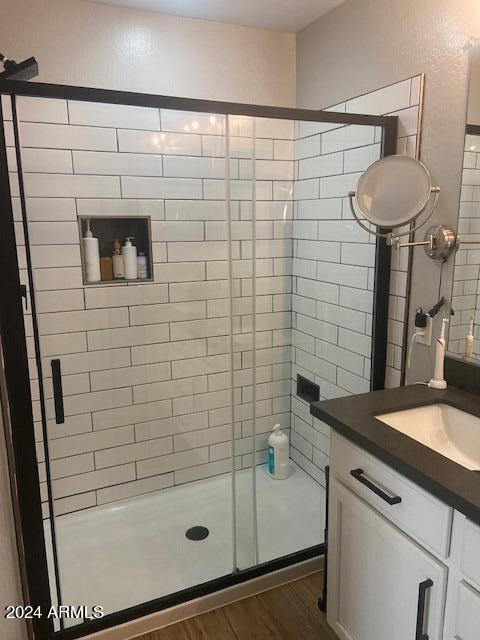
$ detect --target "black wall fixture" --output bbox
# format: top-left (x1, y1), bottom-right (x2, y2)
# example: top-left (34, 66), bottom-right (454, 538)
top-left (0, 77), bottom-right (397, 640)
top-left (297, 374), bottom-right (320, 404)
top-left (0, 55), bottom-right (38, 80)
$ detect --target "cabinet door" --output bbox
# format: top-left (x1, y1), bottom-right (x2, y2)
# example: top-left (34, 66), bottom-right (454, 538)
top-left (327, 478), bottom-right (447, 640)
top-left (452, 583), bottom-right (480, 639)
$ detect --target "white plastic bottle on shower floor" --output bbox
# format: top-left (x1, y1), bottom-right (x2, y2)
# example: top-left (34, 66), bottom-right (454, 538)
top-left (267, 423), bottom-right (290, 480)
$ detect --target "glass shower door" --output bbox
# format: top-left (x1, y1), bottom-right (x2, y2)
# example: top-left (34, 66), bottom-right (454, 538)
top-left (4, 84), bottom-right (385, 633)
top-left (230, 114), bottom-right (327, 570)
top-left (233, 113), bottom-right (382, 569)
top-left (9, 94), bottom-right (240, 625)
top-left (224, 113), bottom-right (259, 571)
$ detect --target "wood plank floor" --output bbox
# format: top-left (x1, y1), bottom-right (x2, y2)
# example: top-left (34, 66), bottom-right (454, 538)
top-left (138, 573), bottom-right (337, 640)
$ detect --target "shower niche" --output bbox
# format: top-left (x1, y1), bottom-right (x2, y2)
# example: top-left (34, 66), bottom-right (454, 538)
top-left (78, 215), bottom-right (153, 285)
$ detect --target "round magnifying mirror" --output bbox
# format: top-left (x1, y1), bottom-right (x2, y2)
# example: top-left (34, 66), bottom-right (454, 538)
top-left (355, 155), bottom-right (432, 228)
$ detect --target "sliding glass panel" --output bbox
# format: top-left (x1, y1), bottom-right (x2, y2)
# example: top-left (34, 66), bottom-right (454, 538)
top-left (246, 116), bottom-right (327, 566)
top-left (248, 115), bottom-right (383, 566)
top-left (225, 114), bottom-right (257, 571)
top-left (287, 116), bottom-right (383, 555)
top-left (251, 115), bottom-right (308, 566)
top-left (9, 95), bottom-right (234, 625)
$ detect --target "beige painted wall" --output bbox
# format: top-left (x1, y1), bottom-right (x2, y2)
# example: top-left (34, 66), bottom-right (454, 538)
top-left (468, 57), bottom-right (480, 125)
top-left (0, 0), bottom-right (295, 105)
top-left (296, 0), bottom-right (480, 381)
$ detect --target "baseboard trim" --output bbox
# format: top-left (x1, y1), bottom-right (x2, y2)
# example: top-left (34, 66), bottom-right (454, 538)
top-left (83, 557), bottom-right (324, 640)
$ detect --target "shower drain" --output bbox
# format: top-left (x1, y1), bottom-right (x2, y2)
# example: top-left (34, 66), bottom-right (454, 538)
top-left (185, 526), bottom-right (209, 541)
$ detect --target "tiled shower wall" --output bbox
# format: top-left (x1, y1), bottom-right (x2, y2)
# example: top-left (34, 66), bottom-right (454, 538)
top-left (289, 76), bottom-right (423, 486)
top-left (450, 132), bottom-right (480, 358)
top-left (2, 95), bottom-right (294, 516)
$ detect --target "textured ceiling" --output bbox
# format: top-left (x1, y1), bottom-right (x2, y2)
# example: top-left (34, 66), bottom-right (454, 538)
top-left (91, 0), bottom-right (345, 32)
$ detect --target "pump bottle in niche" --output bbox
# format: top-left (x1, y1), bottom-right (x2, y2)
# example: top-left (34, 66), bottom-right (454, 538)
top-left (268, 424), bottom-right (290, 480)
top-left (82, 219), bottom-right (101, 283)
top-left (122, 237), bottom-right (138, 280)
top-left (137, 252), bottom-right (148, 279)
top-left (112, 239), bottom-right (125, 280)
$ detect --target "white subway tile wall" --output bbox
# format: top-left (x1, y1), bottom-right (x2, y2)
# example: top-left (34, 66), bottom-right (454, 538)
top-left (289, 75), bottom-right (422, 486)
top-left (3, 96), bottom-right (294, 517)
top-left (2, 79), bottom-right (421, 516)
top-left (450, 133), bottom-right (480, 358)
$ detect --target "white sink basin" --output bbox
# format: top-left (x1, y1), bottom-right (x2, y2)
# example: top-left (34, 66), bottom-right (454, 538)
top-left (376, 403), bottom-right (480, 471)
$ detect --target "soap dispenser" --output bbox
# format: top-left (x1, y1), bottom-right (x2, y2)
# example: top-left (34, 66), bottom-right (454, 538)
top-left (122, 237), bottom-right (138, 280)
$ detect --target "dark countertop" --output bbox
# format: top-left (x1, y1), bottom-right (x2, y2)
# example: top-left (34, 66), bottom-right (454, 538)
top-left (310, 384), bottom-right (480, 526)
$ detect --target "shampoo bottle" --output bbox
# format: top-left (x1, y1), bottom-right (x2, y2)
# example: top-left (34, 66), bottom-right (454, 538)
top-left (112, 239), bottom-right (125, 280)
top-left (267, 424), bottom-right (290, 480)
top-left (137, 252), bottom-right (148, 279)
top-left (82, 219), bottom-right (101, 282)
top-left (122, 237), bottom-right (138, 280)
top-left (100, 256), bottom-right (113, 281)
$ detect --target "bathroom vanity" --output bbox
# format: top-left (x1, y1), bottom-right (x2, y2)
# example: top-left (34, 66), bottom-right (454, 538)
top-left (311, 384), bottom-right (480, 640)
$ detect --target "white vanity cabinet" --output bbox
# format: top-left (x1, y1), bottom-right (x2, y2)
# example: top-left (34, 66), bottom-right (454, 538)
top-left (327, 477), bottom-right (447, 640)
top-left (326, 432), bottom-right (480, 640)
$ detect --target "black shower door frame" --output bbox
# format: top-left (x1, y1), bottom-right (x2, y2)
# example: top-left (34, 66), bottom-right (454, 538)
top-left (0, 77), bottom-right (397, 640)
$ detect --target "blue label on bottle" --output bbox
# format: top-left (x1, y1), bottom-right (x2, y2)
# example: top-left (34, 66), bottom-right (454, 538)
top-left (268, 445), bottom-right (274, 474)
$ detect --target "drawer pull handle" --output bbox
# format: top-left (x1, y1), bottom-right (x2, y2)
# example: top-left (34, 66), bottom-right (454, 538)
top-left (350, 468), bottom-right (402, 505)
top-left (51, 359), bottom-right (65, 425)
top-left (415, 578), bottom-right (433, 640)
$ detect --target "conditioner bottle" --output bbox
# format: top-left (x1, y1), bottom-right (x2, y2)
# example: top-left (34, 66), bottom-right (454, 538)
top-left (112, 239), bottom-right (125, 280)
top-left (82, 219), bottom-right (101, 282)
top-left (122, 237), bottom-right (138, 280)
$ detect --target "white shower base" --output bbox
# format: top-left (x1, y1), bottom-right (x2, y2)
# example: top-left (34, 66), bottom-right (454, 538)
top-left (47, 462), bottom-right (325, 623)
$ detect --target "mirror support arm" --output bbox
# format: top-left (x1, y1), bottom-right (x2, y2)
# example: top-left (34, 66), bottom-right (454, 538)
top-left (392, 238), bottom-right (432, 249)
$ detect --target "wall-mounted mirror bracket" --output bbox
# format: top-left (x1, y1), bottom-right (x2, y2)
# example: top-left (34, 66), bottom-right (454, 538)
top-left (389, 224), bottom-right (457, 261)
top-left (388, 224), bottom-right (480, 261)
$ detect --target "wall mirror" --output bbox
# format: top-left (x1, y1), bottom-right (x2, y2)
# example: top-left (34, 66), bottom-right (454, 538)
top-left (449, 39), bottom-right (480, 364)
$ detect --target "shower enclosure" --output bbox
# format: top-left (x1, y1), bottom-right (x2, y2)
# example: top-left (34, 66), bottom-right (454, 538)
top-left (0, 81), bottom-right (396, 640)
